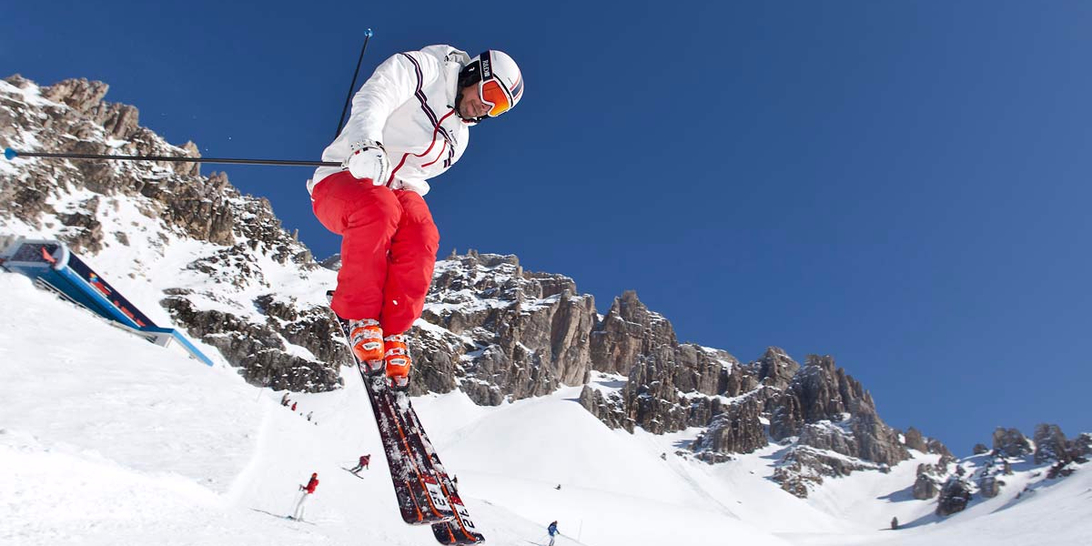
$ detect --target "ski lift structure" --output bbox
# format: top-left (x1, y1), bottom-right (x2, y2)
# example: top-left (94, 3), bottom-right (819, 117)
top-left (0, 237), bottom-right (214, 366)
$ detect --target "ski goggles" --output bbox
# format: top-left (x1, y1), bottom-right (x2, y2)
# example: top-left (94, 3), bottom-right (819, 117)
top-left (479, 78), bottom-right (514, 118)
top-left (476, 52), bottom-right (519, 118)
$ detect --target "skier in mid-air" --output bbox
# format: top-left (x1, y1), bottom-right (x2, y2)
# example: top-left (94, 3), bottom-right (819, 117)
top-left (309, 45), bottom-right (524, 389)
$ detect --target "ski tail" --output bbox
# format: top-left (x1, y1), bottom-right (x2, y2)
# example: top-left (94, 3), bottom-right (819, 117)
top-left (328, 290), bottom-right (478, 541)
top-left (397, 397), bottom-right (486, 543)
top-left (328, 292), bottom-right (452, 525)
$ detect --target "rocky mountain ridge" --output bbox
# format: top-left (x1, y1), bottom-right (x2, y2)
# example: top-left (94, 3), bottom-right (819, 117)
top-left (929, 424), bottom-right (1091, 516)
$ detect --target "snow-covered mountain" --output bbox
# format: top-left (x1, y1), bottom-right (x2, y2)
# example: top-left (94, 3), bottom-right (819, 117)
top-left (2, 75), bottom-right (1091, 545)
top-left (0, 74), bottom-right (343, 392)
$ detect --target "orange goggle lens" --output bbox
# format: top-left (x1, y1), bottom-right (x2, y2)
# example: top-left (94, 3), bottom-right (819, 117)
top-left (479, 79), bottom-right (513, 117)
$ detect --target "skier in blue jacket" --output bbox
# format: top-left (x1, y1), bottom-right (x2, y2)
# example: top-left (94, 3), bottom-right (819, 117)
top-left (547, 521), bottom-right (559, 545)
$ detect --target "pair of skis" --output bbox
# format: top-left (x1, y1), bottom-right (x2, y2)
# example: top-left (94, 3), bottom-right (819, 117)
top-left (329, 297), bottom-right (484, 544)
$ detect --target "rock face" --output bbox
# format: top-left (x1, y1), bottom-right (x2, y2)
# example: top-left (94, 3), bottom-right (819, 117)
top-left (578, 386), bottom-right (632, 431)
top-left (590, 290), bottom-right (677, 376)
top-left (1033, 423), bottom-right (1073, 465)
top-left (936, 477), bottom-right (973, 516)
top-left (691, 397), bottom-right (766, 456)
top-left (913, 473), bottom-right (940, 500)
top-left (977, 475), bottom-right (1002, 498)
top-left (1075, 433), bottom-right (1092, 457)
top-left (409, 251), bottom-right (597, 401)
top-left (162, 296), bottom-right (344, 392)
top-left (927, 438), bottom-right (953, 458)
top-left (775, 356), bottom-right (909, 462)
top-left (583, 304), bottom-right (913, 498)
top-left (904, 427), bottom-right (928, 452)
top-left (992, 428), bottom-right (1033, 458)
top-left (773, 444), bottom-right (888, 497)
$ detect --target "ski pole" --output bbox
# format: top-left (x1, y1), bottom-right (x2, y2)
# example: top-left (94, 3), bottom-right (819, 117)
top-left (333, 28), bottom-right (374, 139)
top-left (4, 148), bottom-right (340, 168)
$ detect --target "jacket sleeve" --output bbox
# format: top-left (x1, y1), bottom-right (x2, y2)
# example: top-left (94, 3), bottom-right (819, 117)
top-left (341, 50), bottom-right (444, 146)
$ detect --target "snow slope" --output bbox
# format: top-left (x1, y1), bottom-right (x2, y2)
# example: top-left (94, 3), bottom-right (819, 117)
top-left (2, 271), bottom-right (1090, 545)
top-left (0, 272), bottom-right (782, 546)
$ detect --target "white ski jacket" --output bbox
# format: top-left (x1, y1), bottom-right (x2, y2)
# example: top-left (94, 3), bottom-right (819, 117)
top-left (309, 45), bottom-right (474, 197)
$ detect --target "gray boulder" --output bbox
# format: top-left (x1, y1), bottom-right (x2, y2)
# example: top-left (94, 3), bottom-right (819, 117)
top-left (992, 427), bottom-right (1033, 458)
top-left (1034, 423), bottom-right (1072, 465)
top-left (936, 477), bottom-right (973, 516)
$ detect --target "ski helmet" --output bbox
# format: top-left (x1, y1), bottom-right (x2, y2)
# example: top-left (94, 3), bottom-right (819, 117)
top-left (457, 50), bottom-right (524, 120)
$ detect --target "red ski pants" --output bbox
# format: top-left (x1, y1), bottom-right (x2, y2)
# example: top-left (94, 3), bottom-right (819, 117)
top-left (311, 171), bottom-right (439, 335)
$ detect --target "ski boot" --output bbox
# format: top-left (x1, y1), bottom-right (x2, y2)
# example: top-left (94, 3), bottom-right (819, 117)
top-left (348, 318), bottom-right (385, 374)
top-left (384, 334), bottom-right (411, 390)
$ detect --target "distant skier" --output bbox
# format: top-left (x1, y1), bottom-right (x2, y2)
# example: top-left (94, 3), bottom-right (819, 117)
top-left (309, 45), bottom-right (524, 390)
top-left (547, 521), bottom-right (559, 546)
top-left (891, 516), bottom-right (899, 530)
top-left (306, 411), bottom-right (313, 422)
top-left (350, 454), bottom-right (371, 473)
top-left (291, 472), bottom-right (319, 521)
top-left (280, 393), bottom-right (290, 406)
top-left (291, 401), bottom-right (298, 412)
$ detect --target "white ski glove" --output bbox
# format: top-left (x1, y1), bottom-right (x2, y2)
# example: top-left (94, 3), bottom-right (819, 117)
top-left (343, 140), bottom-right (390, 186)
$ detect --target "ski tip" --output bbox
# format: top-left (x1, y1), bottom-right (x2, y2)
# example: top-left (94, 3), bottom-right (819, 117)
top-left (4, 148), bottom-right (17, 160)
top-left (365, 28), bottom-right (373, 38)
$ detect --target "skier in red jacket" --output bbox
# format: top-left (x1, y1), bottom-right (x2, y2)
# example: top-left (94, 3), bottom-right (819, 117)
top-left (350, 454), bottom-right (371, 474)
top-left (291, 472), bottom-right (319, 521)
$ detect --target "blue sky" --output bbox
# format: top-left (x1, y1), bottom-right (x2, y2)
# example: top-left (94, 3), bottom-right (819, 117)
top-left (4, 1), bottom-right (1090, 454)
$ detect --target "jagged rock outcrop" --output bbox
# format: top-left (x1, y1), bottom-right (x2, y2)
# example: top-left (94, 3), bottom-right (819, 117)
top-left (779, 358), bottom-right (908, 450)
top-left (927, 438), bottom-right (953, 458)
top-left (762, 355), bottom-right (911, 497)
top-left (253, 294), bottom-right (345, 364)
top-left (1033, 423), bottom-right (1073, 465)
top-left (576, 292), bottom-right (911, 498)
top-left (162, 296), bottom-right (341, 391)
top-left (590, 290), bottom-right (677, 376)
top-left (904, 427), bottom-right (928, 452)
top-left (1046, 461), bottom-right (1078, 479)
top-left (748, 346), bottom-right (800, 391)
top-left (1075, 433), bottom-right (1092, 457)
top-left (409, 251), bottom-right (597, 400)
top-left (913, 469), bottom-right (940, 500)
top-left (578, 386), bottom-right (633, 432)
top-left (40, 78), bottom-right (109, 112)
top-left (774, 445), bottom-right (885, 497)
top-left (901, 428), bottom-right (951, 458)
top-left (973, 443), bottom-right (989, 455)
top-left (936, 477), bottom-right (973, 516)
top-left (993, 427), bottom-right (1033, 458)
top-left (691, 397), bottom-right (766, 455)
top-left (978, 475), bottom-right (1002, 498)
